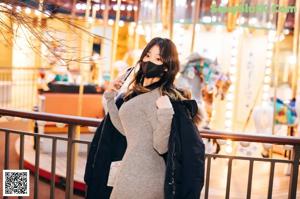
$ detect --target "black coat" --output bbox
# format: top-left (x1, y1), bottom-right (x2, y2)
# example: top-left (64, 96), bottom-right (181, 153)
top-left (84, 95), bottom-right (205, 199)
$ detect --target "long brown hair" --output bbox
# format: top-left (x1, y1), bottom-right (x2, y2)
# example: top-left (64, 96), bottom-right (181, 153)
top-left (124, 37), bottom-right (179, 99)
top-left (123, 37), bottom-right (203, 126)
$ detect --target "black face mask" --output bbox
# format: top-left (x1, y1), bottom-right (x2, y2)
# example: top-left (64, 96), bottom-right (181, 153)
top-left (141, 61), bottom-right (166, 78)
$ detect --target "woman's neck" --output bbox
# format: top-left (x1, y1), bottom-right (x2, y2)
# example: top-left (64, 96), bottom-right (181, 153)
top-left (143, 77), bottom-right (161, 87)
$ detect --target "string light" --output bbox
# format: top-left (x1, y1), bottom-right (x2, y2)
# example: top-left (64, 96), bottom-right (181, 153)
top-left (202, 16), bottom-right (212, 24)
top-left (262, 32), bottom-right (275, 105)
top-left (25, 7), bottom-right (31, 14)
top-left (81, 3), bottom-right (87, 10)
top-left (108, 19), bottom-right (114, 25)
top-left (288, 55), bottom-right (297, 65)
top-left (225, 29), bottom-right (241, 130)
top-left (126, 5), bottom-right (133, 11)
top-left (76, 3), bottom-right (82, 10)
top-left (120, 4), bottom-right (126, 11)
top-left (16, 6), bottom-right (21, 13)
top-left (88, 17), bottom-right (94, 23)
top-left (118, 20), bottom-right (124, 27)
top-left (93, 4), bottom-right (100, 11)
top-left (113, 4), bottom-right (119, 11)
top-left (34, 9), bottom-right (41, 16)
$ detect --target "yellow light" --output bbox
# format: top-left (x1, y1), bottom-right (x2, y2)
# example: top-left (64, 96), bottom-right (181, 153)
top-left (226, 139), bottom-right (232, 144)
top-left (284, 29), bottom-right (290, 35)
top-left (225, 145), bottom-right (232, 154)
top-left (229, 85), bottom-right (235, 92)
top-left (226, 93), bottom-right (234, 101)
top-left (288, 55), bottom-right (297, 65)
top-left (230, 59), bottom-right (237, 65)
top-left (226, 102), bottom-right (233, 110)
top-left (225, 120), bottom-right (232, 127)
top-left (267, 42), bottom-right (274, 50)
top-left (108, 19), bottom-right (114, 26)
top-left (268, 30), bottom-right (276, 42)
top-left (88, 17), bottom-right (94, 23)
top-left (127, 5), bottom-right (133, 11)
top-left (279, 34), bottom-right (285, 41)
top-left (225, 112), bottom-right (232, 119)
top-left (113, 5), bottom-right (118, 11)
top-left (16, 6), bottom-right (21, 13)
top-left (25, 7), bottom-right (31, 14)
top-left (81, 3), bottom-right (87, 10)
top-left (265, 67), bottom-right (271, 75)
top-left (34, 10), bottom-right (41, 16)
top-left (118, 20), bottom-right (125, 27)
top-left (93, 4), bottom-right (100, 11)
top-left (263, 84), bottom-right (270, 92)
top-left (76, 3), bottom-right (82, 10)
top-left (136, 25), bottom-right (144, 35)
top-left (262, 93), bottom-right (269, 101)
top-left (231, 48), bottom-right (238, 57)
top-left (266, 51), bottom-right (273, 59)
top-left (229, 67), bottom-right (237, 74)
top-left (120, 4), bottom-right (126, 11)
top-left (266, 59), bottom-right (272, 67)
top-left (264, 75), bottom-right (271, 84)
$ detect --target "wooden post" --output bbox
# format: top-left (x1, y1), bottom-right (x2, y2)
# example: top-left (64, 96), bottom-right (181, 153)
top-left (272, 0), bottom-right (289, 135)
top-left (169, 0), bottom-right (174, 39)
top-left (110, 0), bottom-right (122, 79)
top-left (292, 0), bottom-right (300, 98)
top-left (151, 0), bottom-right (157, 39)
top-left (191, 0), bottom-right (201, 53)
top-left (65, 125), bottom-right (77, 199)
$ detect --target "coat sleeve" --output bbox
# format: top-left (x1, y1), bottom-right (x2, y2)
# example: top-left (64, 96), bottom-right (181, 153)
top-left (103, 91), bottom-right (126, 136)
top-left (150, 107), bottom-right (174, 154)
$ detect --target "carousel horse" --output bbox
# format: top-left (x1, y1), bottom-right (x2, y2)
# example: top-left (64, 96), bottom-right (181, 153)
top-left (175, 52), bottom-right (231, 154)
top-left (252, 98), bottom-right (297, 158)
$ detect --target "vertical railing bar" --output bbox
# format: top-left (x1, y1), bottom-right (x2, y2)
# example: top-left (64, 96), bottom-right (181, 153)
top-left (50, 138), bottom-right (57, 199)
top-left (4, 131), bottom-right (10, 169)
top-left (204, 156), bottom-right (211, 199)
top-left (19, 134), bottom-right (25, 169)
top-left (65, 125), bottom-right (76, 199)
top-left (225, 158), bottom-right (233, 199)
top-left (246, 159), bottom-right (254, 199)
top-left (288, 145), bottom-right (300, 199)
top-left (267, 161), bottom-right (275, 199)
top-left (34, 135), bottom-right (40, 199)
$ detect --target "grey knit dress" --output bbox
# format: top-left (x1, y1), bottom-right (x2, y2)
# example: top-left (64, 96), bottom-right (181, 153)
top-left (103, 87), bottom-right (174, 199)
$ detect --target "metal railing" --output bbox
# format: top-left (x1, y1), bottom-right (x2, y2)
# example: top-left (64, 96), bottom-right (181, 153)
top-left (0, 108), bottom-right (300, 199)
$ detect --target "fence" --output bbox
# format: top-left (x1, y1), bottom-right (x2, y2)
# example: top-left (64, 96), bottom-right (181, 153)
top-left (0, 108), bottom-right (300, 199)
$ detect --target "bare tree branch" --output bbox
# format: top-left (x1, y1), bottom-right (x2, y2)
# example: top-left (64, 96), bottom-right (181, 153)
top-left (0, 0), bottom-right (111, 66)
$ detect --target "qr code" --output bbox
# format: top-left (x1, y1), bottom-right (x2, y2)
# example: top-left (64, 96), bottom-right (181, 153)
top-left (3, 170), bottom-right (30, 196)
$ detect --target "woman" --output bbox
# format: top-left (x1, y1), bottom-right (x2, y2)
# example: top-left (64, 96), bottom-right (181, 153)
top-left (103, 37), bottom-right (202, 199)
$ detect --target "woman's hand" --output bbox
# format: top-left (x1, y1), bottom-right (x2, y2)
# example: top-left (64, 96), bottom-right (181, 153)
top-left (156, 96), bottom-right (172, 109)
top-left (107, 76), bottom-right (124, 92)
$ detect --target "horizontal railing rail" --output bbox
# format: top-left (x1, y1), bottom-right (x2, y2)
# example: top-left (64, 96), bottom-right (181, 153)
top-left (2, 108), bottom-right (300, 144)
top-left (0, 67), bottom-right (51, 70)
top-left (1, 108), bottom-right (300, 199)
top-left (0, 108), bottom-right (102, 127)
